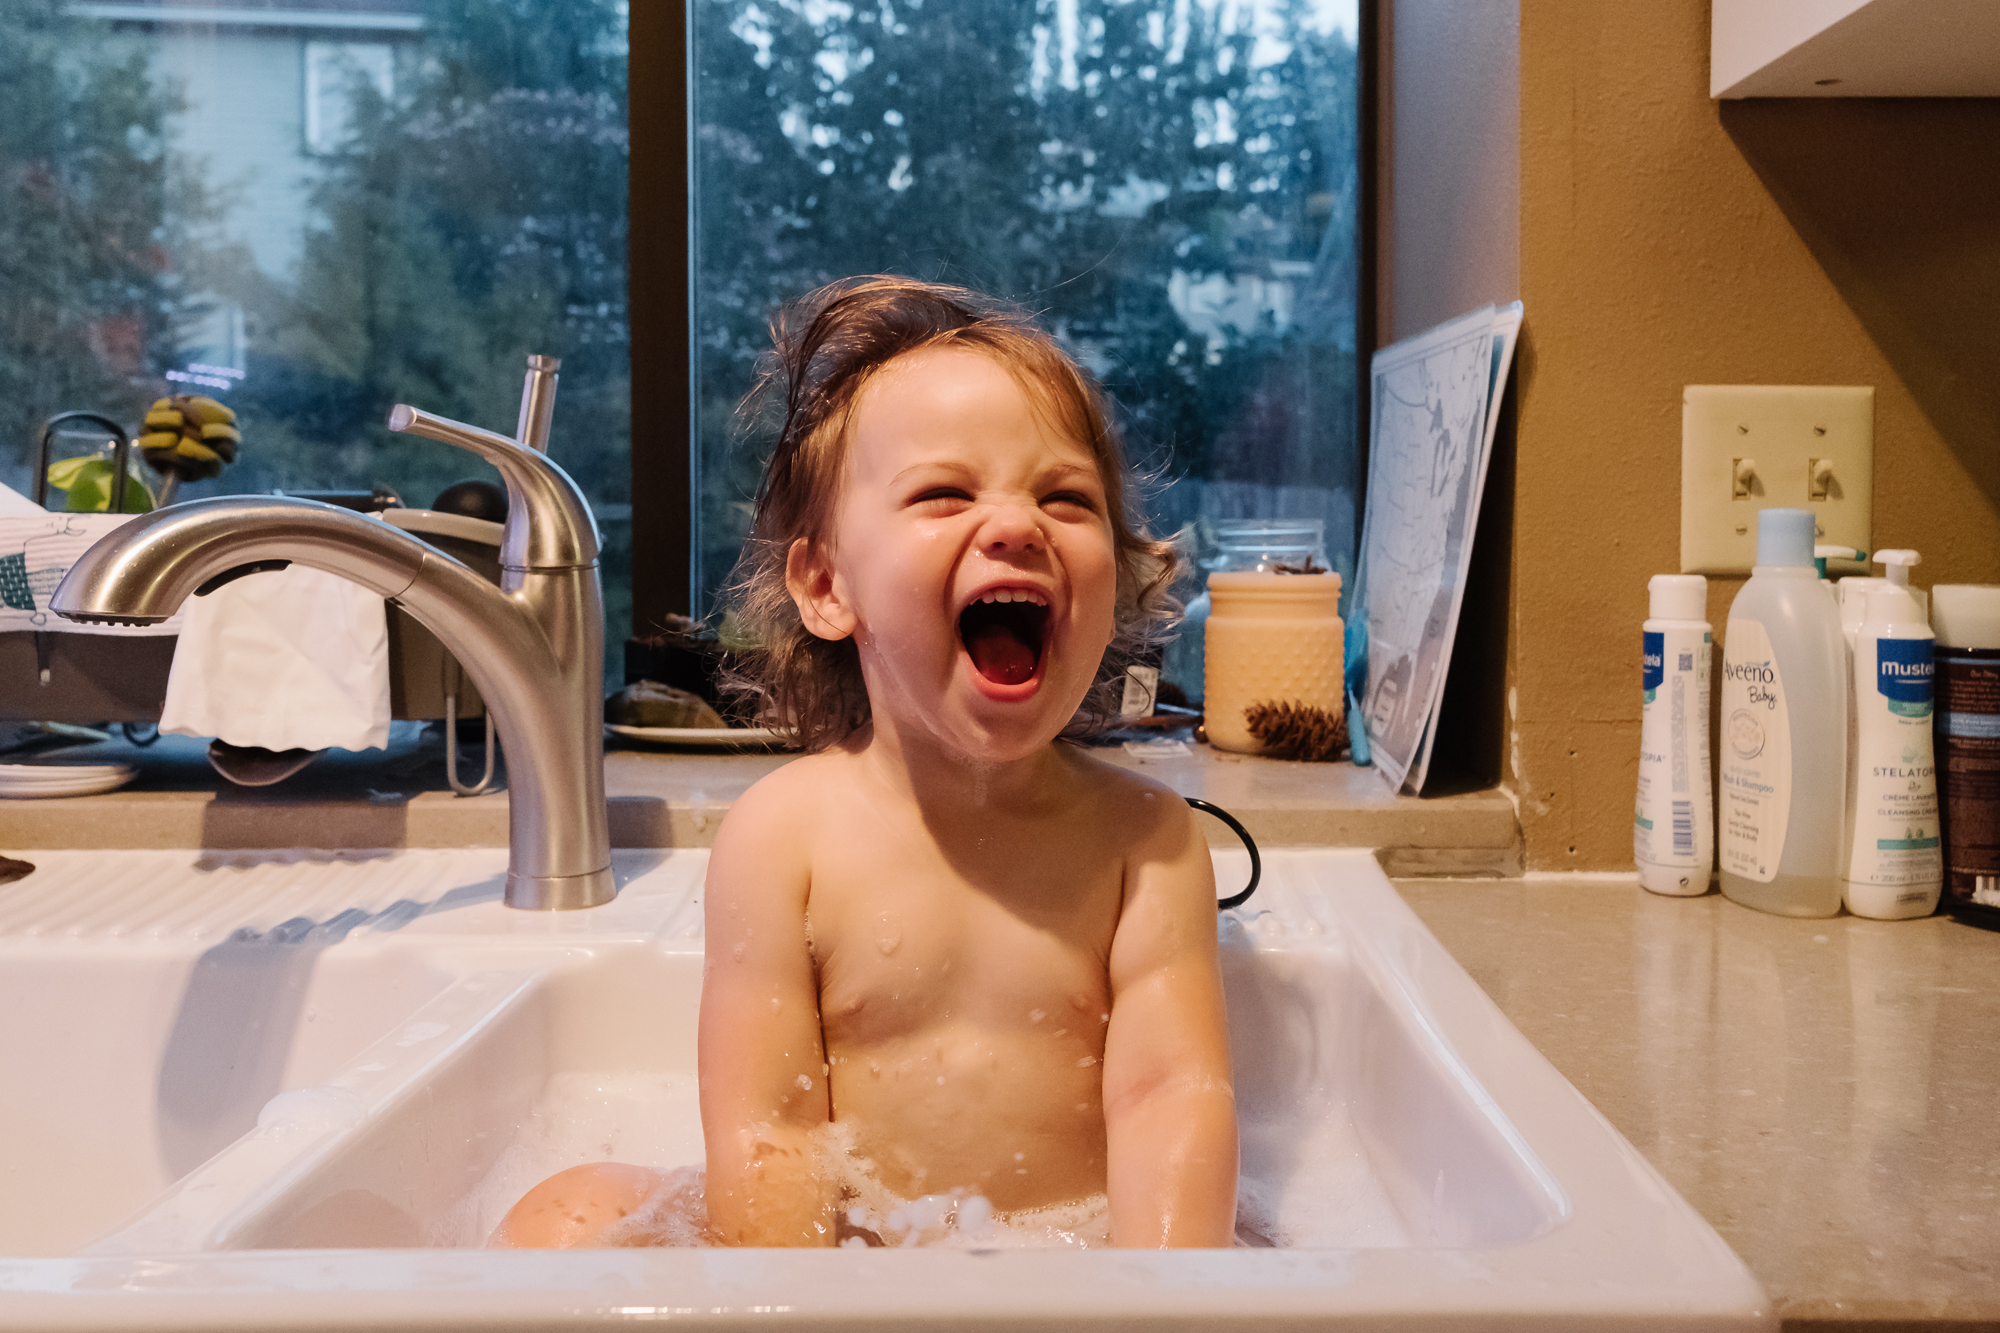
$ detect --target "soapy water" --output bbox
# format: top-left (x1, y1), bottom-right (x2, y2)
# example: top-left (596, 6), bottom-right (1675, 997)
top-left (439, 1070), bottom-right (1410, 1249)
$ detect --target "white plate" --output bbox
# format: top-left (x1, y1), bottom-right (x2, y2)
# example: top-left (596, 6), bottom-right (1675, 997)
top-left (0, 763), bottom-right (139, 798)
top-left (605, 724), bottom-right (790, 749)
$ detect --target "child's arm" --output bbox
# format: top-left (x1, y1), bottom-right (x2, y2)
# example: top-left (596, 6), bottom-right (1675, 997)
top-left (1101, 789), bottom-right (1238, 1247)
top-left (698, 776), bottom-right (836, 1246)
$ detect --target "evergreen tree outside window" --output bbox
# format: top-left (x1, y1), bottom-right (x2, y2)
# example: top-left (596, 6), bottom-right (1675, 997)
top-left (689, 0), bottom-right (1363, 624)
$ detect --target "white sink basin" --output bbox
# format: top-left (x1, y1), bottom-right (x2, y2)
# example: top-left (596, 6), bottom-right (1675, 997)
top-left (0, 847), bottom-right (1769, 1329)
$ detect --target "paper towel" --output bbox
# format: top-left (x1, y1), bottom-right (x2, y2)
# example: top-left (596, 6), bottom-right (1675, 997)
top-left (161, 564), bottom-right (391, 751)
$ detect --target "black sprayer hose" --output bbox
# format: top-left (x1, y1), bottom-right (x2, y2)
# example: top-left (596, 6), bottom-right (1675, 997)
top-left (1185, 797), bottom-right (1261, 911)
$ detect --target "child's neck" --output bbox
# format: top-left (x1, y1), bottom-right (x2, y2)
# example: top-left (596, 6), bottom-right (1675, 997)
top-left (853, 714), bottom-right (1072, 818)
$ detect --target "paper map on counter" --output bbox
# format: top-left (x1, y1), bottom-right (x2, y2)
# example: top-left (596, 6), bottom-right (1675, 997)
top-left (1352, 302), bottom-right (1522, 793)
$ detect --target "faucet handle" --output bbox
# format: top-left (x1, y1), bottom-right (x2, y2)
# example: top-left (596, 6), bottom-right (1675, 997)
top-left (387, 404), bottom-right (599, 571)
top-left (516, 354), bottom-right (560, 455)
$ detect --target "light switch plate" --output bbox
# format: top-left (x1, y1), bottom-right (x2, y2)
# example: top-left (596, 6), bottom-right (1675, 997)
top-left (1680, 385), bottom-right (1873, 575)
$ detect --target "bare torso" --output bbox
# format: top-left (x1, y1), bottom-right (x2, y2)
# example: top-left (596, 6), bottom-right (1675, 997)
top-left (802, 745), bottom-right (1136, 1208)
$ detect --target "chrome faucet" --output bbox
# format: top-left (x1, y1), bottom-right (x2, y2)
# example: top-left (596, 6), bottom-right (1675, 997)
top-left (50, 356), bottom-right (616, 911)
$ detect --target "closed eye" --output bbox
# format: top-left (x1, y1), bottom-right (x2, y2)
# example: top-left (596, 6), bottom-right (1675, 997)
top-left (909, 486), bottom-right (973, 510)
top-left (1041, 490), bottom-right (1099, 514)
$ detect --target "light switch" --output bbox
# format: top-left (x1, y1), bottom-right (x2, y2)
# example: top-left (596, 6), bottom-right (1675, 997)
top-left (1680, 385), bottom-right (1872, 575)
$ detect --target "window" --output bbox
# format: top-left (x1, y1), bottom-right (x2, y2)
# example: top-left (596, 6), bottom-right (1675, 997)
top-left (682, 0), bottom-right (1366, 638)
top-left (9, 1), bottom-right (1366, 693)
top-left (4, 0), bottom-right (632, 664)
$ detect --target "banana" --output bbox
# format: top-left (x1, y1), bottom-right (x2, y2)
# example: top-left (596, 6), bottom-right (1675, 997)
top-left (139, 393), bottom-right (243, 481)
top-left (181, 396), bottom-right (236, 427)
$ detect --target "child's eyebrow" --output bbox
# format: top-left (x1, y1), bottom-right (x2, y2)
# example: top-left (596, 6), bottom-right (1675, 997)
top-left (887, 460), bottom-right (1104, 491)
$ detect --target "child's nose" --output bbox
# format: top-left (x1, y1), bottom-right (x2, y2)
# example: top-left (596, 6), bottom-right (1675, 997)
top-left (978, 501), bottom-right (1044, 556)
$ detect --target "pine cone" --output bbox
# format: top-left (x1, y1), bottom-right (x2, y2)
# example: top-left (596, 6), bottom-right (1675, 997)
top-left (1243, 699), bottom-right (1348, 762)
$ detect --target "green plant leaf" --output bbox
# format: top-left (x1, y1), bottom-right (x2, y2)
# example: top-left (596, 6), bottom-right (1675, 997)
top-left (50, 456), bottom-right (155, 513)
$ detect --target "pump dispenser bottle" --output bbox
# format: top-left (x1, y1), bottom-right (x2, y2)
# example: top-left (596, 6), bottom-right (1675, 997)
top-left (1718, 508), bottom-right (1849, 917)
top-left (1635, 575), bottom-right (1712, 895)
top-left (1839, 550), bottom-right (1931, 646)
top-left (1843, 550), bottom-right (1942, 919)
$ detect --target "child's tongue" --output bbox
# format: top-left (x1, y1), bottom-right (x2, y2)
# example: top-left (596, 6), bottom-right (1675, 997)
top-left (965, 622), bottom-right (1037, 685)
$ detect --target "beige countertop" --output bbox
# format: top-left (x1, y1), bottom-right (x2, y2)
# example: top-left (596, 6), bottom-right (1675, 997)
top-left (2, 729), bottom-right (1522, 874)
top-left (1397, 877), bottom-right (2000, 1331)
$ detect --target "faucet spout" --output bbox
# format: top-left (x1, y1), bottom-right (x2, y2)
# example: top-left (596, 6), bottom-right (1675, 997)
top-left (50, 496), bottom-right (615, 911)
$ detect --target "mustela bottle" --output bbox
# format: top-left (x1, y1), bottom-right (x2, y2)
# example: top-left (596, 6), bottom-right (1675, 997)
top-left (1635, 574), bottom-right (1712, 895)
top-left (1843, 552), bottom-right (1942, 919)
top-left (1718, 508), bottom-right (1848, 917)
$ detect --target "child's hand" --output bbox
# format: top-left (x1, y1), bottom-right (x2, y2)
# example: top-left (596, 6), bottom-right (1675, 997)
top-left (699, 775), bottom-right (837, 1245)
top-left (1101, 788), bottom-right (1238, 1247)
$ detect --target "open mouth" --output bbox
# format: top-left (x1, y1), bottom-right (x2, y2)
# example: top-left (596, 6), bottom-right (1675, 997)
top-left (958, 592), bottom-right (1050, 687)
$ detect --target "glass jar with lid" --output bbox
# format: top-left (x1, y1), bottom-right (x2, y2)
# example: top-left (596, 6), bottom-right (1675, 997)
top-left (1163, 519), bottom-right (1327, 704)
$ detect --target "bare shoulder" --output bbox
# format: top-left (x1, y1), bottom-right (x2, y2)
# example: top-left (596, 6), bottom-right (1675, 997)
top-left (1057, 747), bottom-right (1204, 867)
top-left (716, 748), bottom-right (868, 838)
top-left (707, 751), bottom-right (854, 891)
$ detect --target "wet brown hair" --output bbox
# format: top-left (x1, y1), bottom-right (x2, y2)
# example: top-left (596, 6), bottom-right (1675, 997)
top-left (723, 276), bottom-right (1178, 751)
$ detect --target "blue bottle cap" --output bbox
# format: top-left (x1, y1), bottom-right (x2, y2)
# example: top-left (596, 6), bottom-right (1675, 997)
top-left (1756, 507), bottom-right (1816, 569)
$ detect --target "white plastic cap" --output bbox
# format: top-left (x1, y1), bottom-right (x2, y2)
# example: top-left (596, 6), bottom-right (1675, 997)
top-left (1873, 548), bottom-right (1920, 588)
top-left (1932, 584), bottom-right (2000, 650)
top-left (1648, 573), bottom-right (1707, 622)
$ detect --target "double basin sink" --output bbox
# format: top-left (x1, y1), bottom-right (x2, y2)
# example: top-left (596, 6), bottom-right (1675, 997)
top-left (0, 846), bottom-right (1769, 1329)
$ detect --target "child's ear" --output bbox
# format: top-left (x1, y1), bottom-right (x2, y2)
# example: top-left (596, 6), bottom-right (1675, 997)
top-left (785, 537), bottom-right (858, 641)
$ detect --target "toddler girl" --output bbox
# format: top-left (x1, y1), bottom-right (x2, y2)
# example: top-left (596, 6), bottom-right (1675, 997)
top-left (495, 277), bottom-right (1236, 1248)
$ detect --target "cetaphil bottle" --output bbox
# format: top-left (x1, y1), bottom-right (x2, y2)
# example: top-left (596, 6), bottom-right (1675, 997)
top-left (1635, 574), bottom-right (1712, 895)
top-left (1718, 508), bottom-right (1849, 917)
top-left (1842, 551), bottom-right (1942, 919)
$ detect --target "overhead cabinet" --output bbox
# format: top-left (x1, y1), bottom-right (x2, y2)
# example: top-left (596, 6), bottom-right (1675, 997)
top-left (1713, 0), bottom-right (2000, 98)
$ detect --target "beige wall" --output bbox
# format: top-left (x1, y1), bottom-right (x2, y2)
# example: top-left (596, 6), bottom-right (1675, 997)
top-left (1386, 0), bottom-right (2000, 868)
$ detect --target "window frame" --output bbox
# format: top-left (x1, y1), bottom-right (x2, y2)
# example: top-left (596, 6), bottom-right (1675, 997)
top-left (623, 0), bottom-right (1377, 634)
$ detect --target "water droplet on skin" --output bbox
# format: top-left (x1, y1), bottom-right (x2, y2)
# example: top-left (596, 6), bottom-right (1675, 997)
top-left (1100, 1013), bottom-right (1109, 1023)
top-left (1014, 1152), bottom-right (1025, 1161)
top-left (936, 1075), bottom-right (945, 1085)
top-left (1028, 1009), bottom-right (1046, 1024)
top-left (797, 1074), bottom-right (813, 1091)
top-left (771, 997), bottom-right (782, 1012)
top-left (732, 943), bottom-right (746, 962)
top-left (1052, 1029), bottom-right (1067, 1038)
top-left (1077, 1056), bottom-right (1098, 1067)
top-left (1075, 1102), bottom-right (1090, 1112)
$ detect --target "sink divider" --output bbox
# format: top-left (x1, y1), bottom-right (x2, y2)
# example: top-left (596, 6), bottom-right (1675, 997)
top-left (85, 969), bottom-right (546, 1256)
